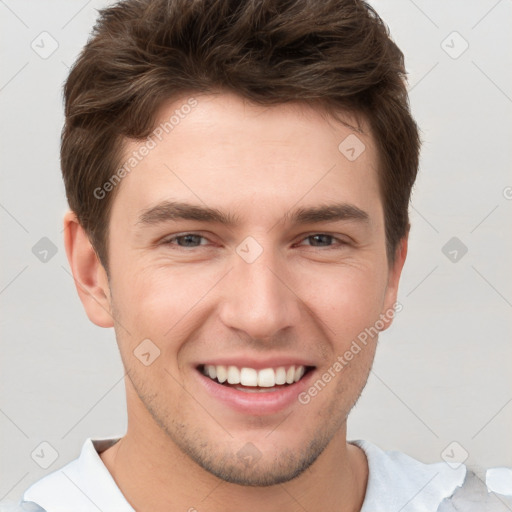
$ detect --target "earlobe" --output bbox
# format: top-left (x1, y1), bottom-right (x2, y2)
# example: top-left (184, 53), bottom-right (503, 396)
top-left (380, 235), bottom-right (409, 332)
top-left (63, 211), bottom-right (114, 328)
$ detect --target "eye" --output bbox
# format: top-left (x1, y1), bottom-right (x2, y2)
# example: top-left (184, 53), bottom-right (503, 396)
top-left (297, 234), bottom-right (347, 248)
top-left (162, 233), bottom-right (209, 248)
top-left (159, 232), bottom-right (348, 250)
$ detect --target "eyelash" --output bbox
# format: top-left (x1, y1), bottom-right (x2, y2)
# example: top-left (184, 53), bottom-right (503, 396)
top-left (161, 233), bottom-right (349, 250)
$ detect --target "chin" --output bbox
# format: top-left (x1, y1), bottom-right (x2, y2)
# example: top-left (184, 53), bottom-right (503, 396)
top-left (170, 426), bottom-right (332, 487)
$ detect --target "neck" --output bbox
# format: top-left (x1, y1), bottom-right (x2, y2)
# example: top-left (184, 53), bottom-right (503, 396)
top-left (100, 395), bottom-right (368, 512)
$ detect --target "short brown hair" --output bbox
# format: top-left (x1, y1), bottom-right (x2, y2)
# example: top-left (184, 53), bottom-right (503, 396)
top-left (62, 0), bottom-right (420, 269)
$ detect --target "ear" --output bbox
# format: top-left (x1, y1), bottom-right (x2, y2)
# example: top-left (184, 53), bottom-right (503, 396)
top-left (379, 233), bottom-right (408, 332)
top-left (63, 211), bottom-right (114, 328)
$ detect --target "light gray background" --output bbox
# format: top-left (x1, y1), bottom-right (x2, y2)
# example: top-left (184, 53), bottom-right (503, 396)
top-left (1, 0), bottom-right (511, 503)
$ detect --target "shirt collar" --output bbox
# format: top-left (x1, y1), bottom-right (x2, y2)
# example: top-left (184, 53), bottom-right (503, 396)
top-left (23, 436), bottom-right (134, 512)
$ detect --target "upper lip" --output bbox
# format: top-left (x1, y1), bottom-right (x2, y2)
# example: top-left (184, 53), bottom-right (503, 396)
top-left (196, 357), bottom-right (317, 370)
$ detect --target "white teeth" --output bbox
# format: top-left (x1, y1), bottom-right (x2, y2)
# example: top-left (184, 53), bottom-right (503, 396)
top-left (257, 368), bottom-right (275, 387)
top-left (227, 365), bottom-right (240, 384)
top-left (202, 364), bottom-right (308, 387)
top-left (275, 367), bottom-right (286, 385)
top-left (285, 366), bottom-right (295, 384)
top-left (216, 365), bottom-right (227, 383)
top-left (240, 367), bottom-right (258, 386)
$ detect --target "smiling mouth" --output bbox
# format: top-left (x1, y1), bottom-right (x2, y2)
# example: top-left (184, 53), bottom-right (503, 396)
top-left (198, 364), bottom-right (315, 393)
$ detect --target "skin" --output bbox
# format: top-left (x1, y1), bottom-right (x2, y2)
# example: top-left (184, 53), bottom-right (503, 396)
top-left (64, 91), bottom-right (408, 512)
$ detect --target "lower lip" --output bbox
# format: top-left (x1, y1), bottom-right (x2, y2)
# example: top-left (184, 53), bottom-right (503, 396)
top-left (195, 368), bottom-right (315, 415)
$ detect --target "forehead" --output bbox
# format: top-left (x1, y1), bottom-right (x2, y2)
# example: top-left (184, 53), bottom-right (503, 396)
top-left (113, 92), bottom-right (381, 225)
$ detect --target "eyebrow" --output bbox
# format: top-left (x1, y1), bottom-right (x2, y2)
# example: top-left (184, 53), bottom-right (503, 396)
top-left (136, 200), bottom-right (369, 227)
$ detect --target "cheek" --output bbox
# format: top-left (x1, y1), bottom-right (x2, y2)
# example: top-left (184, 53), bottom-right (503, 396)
top-left (110, 269), bottom-right (204, 378)
top-left (299, 263), bottom-right (387, 340)
top-left (111, 264), bottom-right (217, 338)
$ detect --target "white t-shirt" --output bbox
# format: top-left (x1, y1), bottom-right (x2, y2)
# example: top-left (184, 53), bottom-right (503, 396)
top-left (14, 437), bottom-right (507, 511)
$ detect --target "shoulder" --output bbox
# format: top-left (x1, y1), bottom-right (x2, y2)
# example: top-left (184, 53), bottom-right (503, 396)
top-left (351, 439), bottom-right (512, 511)
top-left (18, 437), bottom-right (129, 512)
top-left (0, 502), bottom-right (47, 512)
top-left (438, 469), bottom-right (512, 511)
top-left (19, 453), bottom-right (87, 512)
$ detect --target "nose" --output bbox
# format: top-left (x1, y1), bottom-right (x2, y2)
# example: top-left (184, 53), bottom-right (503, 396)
top-left (218, 243), bottom-right (301, 342)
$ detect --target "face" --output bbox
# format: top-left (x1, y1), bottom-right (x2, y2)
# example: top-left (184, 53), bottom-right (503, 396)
top-left (95, 92), bottom-right (405, 485)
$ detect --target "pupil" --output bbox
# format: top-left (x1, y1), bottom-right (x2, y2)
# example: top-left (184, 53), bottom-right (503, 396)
top-left (310, 234), bottom-right (331, 246)
top-left (179, 235), bottom-right (201, 247)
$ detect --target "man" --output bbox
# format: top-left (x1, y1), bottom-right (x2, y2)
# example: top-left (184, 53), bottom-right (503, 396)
top-left (16, 0), bottom-right (508, 510)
